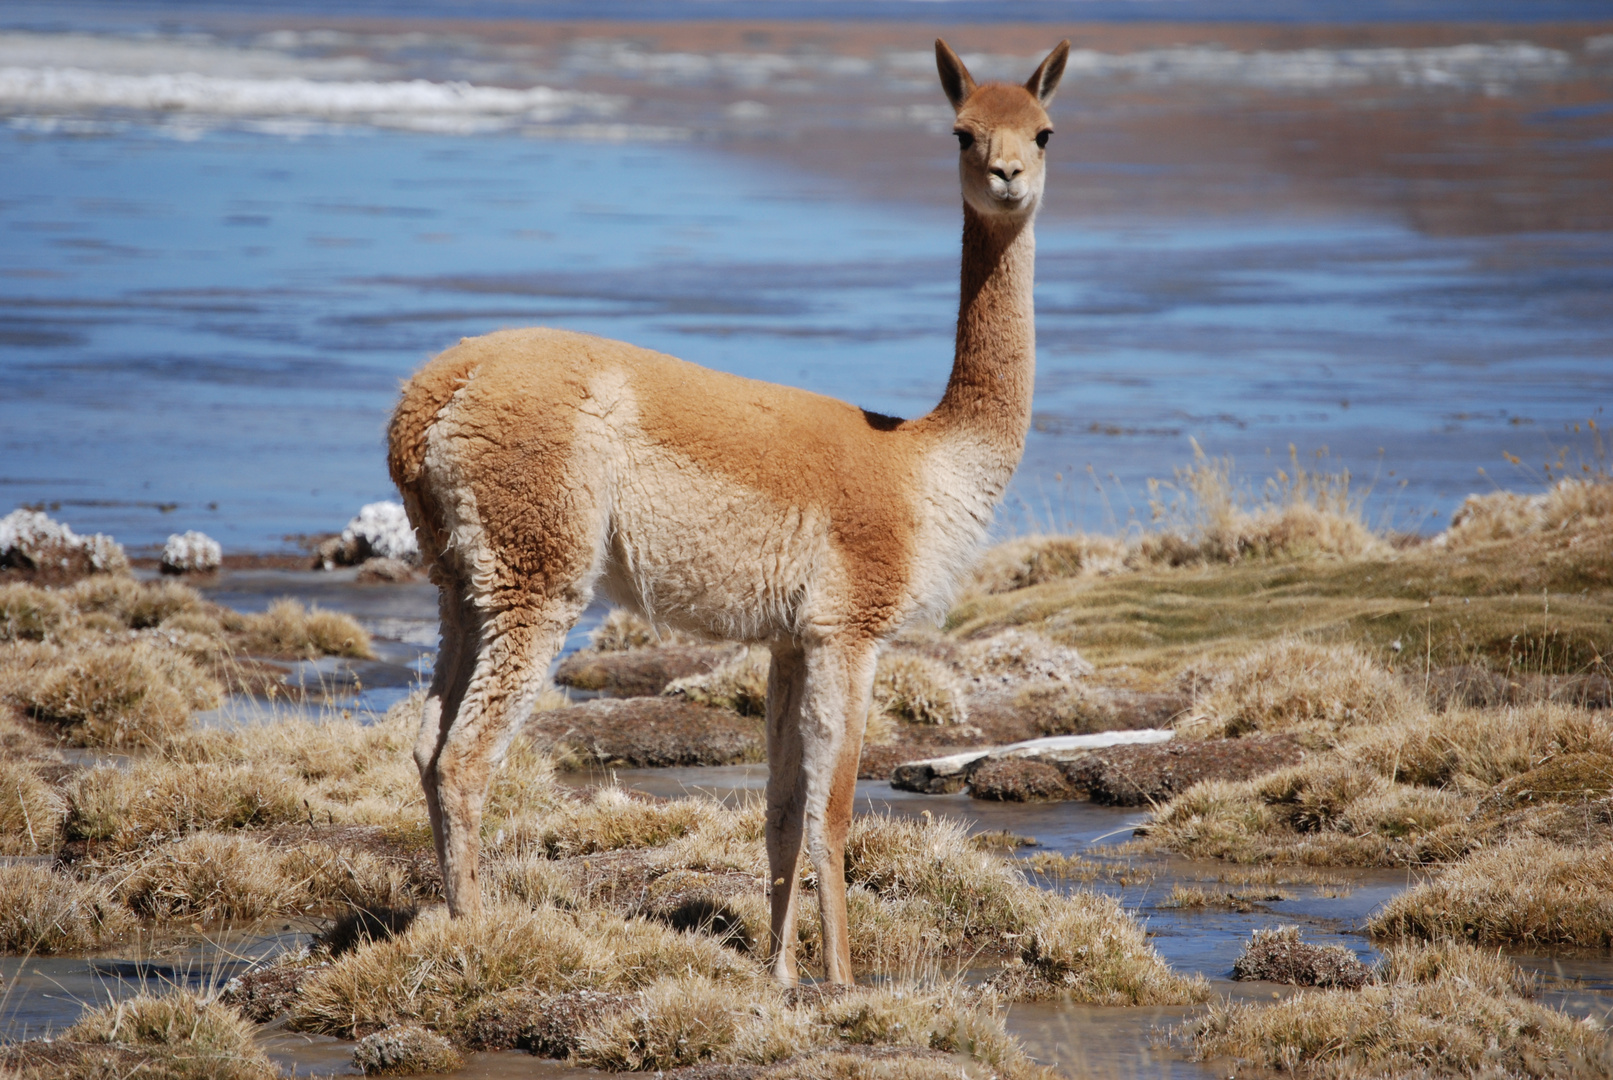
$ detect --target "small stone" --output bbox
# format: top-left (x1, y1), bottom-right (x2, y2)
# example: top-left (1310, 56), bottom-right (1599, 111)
top-left (352, 1025), bottom-right (462, 1076)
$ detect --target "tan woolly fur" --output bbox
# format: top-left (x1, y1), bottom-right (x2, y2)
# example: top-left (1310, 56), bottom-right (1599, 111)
top-left (388, 39), bottom-right (1071, 984)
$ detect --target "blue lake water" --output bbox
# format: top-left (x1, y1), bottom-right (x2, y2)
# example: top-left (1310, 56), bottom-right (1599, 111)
top-left (1, 15), bottom-right (1611, 553)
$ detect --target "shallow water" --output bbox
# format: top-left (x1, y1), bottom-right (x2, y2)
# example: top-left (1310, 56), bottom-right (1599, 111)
top-left (3, 14), bottom-right (1612, 551)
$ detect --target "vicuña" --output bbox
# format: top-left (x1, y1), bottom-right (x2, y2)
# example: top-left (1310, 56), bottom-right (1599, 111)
top-left (388, 38), bottom-right (1069, 984)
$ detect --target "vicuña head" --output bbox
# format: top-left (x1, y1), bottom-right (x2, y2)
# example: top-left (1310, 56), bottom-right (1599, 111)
top-left (937, 37), bottom-right (1069, 219)
top-left (388, 39), bottom-right (1068, 988)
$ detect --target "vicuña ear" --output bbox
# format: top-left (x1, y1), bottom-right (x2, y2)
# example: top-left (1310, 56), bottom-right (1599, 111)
top-left (935, 39), bottom-right (977, 112)
top-left (1025, 40), bottom-right (1071, 106)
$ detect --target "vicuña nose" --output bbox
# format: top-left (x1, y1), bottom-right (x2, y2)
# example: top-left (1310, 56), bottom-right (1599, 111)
top-left (990, 159), bottom-right (1023, 181)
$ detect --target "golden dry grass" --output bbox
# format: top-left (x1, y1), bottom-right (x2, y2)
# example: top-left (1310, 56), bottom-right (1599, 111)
top-left (227, 598), bottom-right (372, 660)
top-left (0, 864), bottom-right (129, 952)
top-left (12, 640), bottom-right (221, 748)
top-left (67, 759), bottom-right (305, 850)
top-left (1443, 475), bottom-right (1613, 548)
top-left (56, 989), bottom-right (279, 1080)
top-left (663, 646), bottom-right (770, 716)
top-left (0, 759), bottom-right (64, 855)
top-left (1144, 759), bottom-right (1475, 867)
top-left (1371, 838), bottom-right (1613, 948)
top-left (289, 902), bottom-right (756, 1038)
top-left (969, 533), bottom-right (1128, 594)
top-left (116, 832), bottom-right (302, 922)
top-left (871, 651), bottom-right (967, 726)
top-left (1187, 940), bottom-right (1610, 1079)
top-left (1351, 701), bottom-right (1613, 790)
top-left (1181, 639), bottom-right (1415, 739)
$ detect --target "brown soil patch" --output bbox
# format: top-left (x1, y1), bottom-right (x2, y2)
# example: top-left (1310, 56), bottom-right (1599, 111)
top-left (969, 758), bottom-right (1079, 802)
top-left (523, 699), bottom-right (764, 768)
top-left (1061, 735), bottom-right (1307, 806)
top-left (460, 988), bottom-right (636, 1056)
top-left (223, 962), bottom-right (326, 1022)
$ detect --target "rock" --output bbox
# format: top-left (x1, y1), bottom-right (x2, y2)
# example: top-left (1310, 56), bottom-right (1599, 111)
top-left (555, 644), bottom-right (742, 698)
top-left (159, 530), bottom-right (221, 575)
top-left (969, 758), bottom-right (1078, 801)
top-left (0, 509), bottom-right (127, 581)
top-left (524, 698), bottom-right (764, 768)
top-left (352, 1025), bottom-right (462, 1076)
top-left (1232, 926), bottom-right (1370, 989)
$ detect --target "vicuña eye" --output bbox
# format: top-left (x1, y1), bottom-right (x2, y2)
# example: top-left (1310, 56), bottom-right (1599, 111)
top-left (1035, 129), bottom-right (1053, 149)
top-left (954, 130), bottom-right (974, 151)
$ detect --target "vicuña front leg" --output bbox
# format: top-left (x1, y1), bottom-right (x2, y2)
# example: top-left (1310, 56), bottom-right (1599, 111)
top-left (416, 599), bottom-right (576, 916)
top-left (798, 636), bottom-right (877, 985)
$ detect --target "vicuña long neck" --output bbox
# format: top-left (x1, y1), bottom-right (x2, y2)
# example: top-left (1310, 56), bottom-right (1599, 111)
top-left (929, 203), bottom-right (1036, 458)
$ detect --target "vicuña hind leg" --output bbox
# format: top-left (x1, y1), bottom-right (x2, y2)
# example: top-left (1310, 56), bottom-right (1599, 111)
top-left (764, 641), bottom-right (809, 983)
top-left (799, 636), bottom-right (877, 985)
top-left (416, 596), bottom-right (581, 916)
top-left (415, 586), bottom-right (479, 878)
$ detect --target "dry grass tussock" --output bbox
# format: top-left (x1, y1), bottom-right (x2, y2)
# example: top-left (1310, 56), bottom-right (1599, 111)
top-left (1145, 758), bottom-right (1475, 867)
top-left (0, 758), bottom-right (65, 854)
top-left (3, 639), bottom-right (221, 748)
top-left (0, 863), bottom-right (129, 952)
top-left (290, 902), bottom-right (757, 1037)
top-left (1187, 940), bottom-right (1611, 1079)
top-left (1143, 444), bottom-right (1388, 566)
top-left (588, 607), bottom-right (705, 652)
top-left (663, 644), bottom-right (967, 733)
top-left (969, 533), bottom-right (1128, 594)
top-left (0, 577), bottom-right (371, 658)
top-left (1372, 838), bottom-right (1613, 948)
top-left (1351, 701), bottom-right (1613, 790)
top-left (575, 976), bottom-right (1045, 1077)
top-left (47, 989), bottom-right (277, 1080)
top-left (1182, 638), bottom-right (1414, 740)
top-left (116, 832), bottom-right (305, 922)
top-left (1442, 475), bottom-right (1613, 548)
top-left (971, 447), bottom-right (1387, 599)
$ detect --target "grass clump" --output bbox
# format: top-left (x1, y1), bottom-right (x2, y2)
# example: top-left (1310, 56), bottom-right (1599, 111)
top-left (289, 902), bottom-right (753, 1038)
top-left (990, 892), bottom-right (1209, 1005)
top-left (352, 1025), bottom-right (463, 1076)
top-left (1185, 638), bottom-right (1414, 739)
top-left (67, 758), bottom-right (304, 850)
top-left (1145, 759), bottom-right (1474, 867)
top-left (0, 864), bottom-right (129, 952)
top-left (1443, 475), bottom-right (1613, 547)
top-left (872, 651), bottom-right (967, 726)
top-left (230, 598), bottom-right (372, 659)
top-left (57, 989), bottom-right (278, 1080)
top-left (0, 759), bottom-right (65, 854)
top-left (19, 641), bottom-right (221, 748)
top-left (969, 533), bottom-right (1127, 594)
top-left (1372, 838), bottom-right (1613, 947)
top-left (1352, 702), bottom-right (1613, 790)
top-left (663, 645), bottom-right (770, 716)
top-left (0, 583), bottom-right (76, 642)
top-left (1187, 940), bottom-right (1609, 1079)
top-left (117, 832), bottom-right (301, 922)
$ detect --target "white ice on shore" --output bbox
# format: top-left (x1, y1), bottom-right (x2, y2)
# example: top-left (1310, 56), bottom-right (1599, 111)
top-left (341, 501), bottom-right (419, 564)
top-left (0, 508), bottom-right (127, 574)
top-left (161, 530), bottom-right (222, 574)
top-left (0, 67), bottom-right (620, 133)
